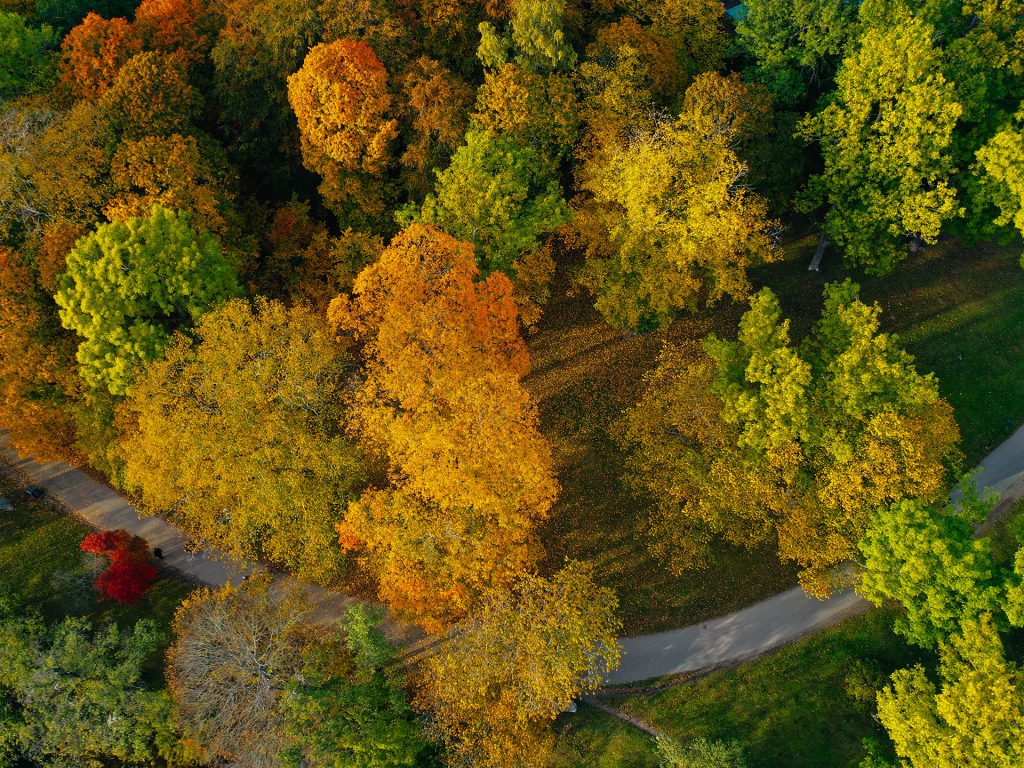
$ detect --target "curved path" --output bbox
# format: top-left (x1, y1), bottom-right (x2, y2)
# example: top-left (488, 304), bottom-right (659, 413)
top-left (607, 422), bottom-right (1024, 684)
top-left (5, 424), bottom-right (1024, 684)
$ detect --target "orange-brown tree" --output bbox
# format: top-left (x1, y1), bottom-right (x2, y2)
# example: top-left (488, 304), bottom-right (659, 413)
top-left (99, 52), bottom-right (202, 140)
top-left (57, 12), bottom-right (141, 101)
top-left (261, 199), bottom-right (383, 309)
top-left (330, 224), bottom-right (558, 630)
top-left (106, 133), bottom-right (240, 238)
top-left (133, 0), bottom-right (223, 66)
top-left (0, 248), bottom-right (80, 461)
top-left (287, 39), bottom-right (399, 226)
top-left (398, 56), bottom-right (474, 196)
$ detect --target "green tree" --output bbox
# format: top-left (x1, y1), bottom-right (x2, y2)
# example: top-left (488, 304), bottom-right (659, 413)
top-left (477, 0), bottom-right (576, 73)
top-left (574, 82), bottom-right (779, 331)
top-left (0, 608), bottom-right (187, 768)
top-left (54, 205), bottom-right (239, 395)
top-left (118, 298), bottom-right (363, 585)
top-left (618, 281), bottom-right (961, 594)
top-left (858, 490), bottom-right (1004, 648)
top-left (940, 0), bottom-right (1024, 241)
top-left (735, 0), bottom-right (858, 106)
top-left (875, 615), bottom-right (1024, 768)
top-left (0, 11), bottom-right (56, 98)
top-left (975, 107), bottom-right (1024, 251)
top-left (401, 129), bottom-right (568, 276)
top-left (281, 606), bottom-right (428, 768)
top-left (799, 5), bottom-right (963, 274)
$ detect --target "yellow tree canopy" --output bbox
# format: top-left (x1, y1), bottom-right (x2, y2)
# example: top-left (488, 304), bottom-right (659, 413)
top-left (331, 224), bottom-right (558, 629)
top-left (119, 298), bottom-right (364, 585)
top-left (415, 564), bottom-right (621, 768)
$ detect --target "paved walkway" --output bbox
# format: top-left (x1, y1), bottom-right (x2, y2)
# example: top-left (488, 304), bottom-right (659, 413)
top-left (607, 422), bottom-right (1024, 684)
top-left (0, 431), bottom-right (425, 647)
top-left (5, 422), bottom-right (1024, 684)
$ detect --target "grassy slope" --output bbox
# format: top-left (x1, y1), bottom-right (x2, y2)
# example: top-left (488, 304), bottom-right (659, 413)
top-left (555, 611), bottom-right (924, 768)
top-left (529, 235), bottom-right (1024, 635)
top-left (526, 285), bottom-right (796, 635)
top-left (543, 234), bottom-right (1024, 767)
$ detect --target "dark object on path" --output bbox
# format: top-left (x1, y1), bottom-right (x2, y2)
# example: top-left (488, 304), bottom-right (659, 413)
top-left (25, 485), bottom-right (44, 500)
top-left (153, 547), bottom-right (164, 559)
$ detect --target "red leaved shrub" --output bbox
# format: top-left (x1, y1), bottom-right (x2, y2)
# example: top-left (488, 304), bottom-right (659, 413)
top-left (94, 558), bottom-right (160, 604)
top-left (80, 529), bottom-right (157, 604)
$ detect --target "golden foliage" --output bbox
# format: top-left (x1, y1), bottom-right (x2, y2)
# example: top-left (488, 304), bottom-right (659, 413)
top-left (118, 298), bottom-right (363, 584)
top-left (99, 52), bottom-right (202, 140)
top-left (471, 62), bottom-right (581, 164)
top-left (573, 85), bottom-right (779, 330)
top-left (287, 39), bottom-right (398, 174)
top-left (35, 220), bottom-right (86, 294)
top-left (415, 564), bottom-right (621, 768)
top-left (332, 224), bottom-right (558, 629)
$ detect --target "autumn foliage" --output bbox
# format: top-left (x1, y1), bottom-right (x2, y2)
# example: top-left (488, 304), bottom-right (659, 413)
top-left (331, 224), bottom-right (558, 630)
top-left (133, 0), bottom-right (222, 65)
top-left (415, 564), bottom-right (621, 768)
top-left (57, 12), bottom-right (141, 101)
top-left (0, 248), bottom-right (79, 462)
top-left (80, 529), bottom-right (157, 605)
top-left (288, 39), bottom-right (398, 174)
top-left (618, 281), bottom-right (961, 595)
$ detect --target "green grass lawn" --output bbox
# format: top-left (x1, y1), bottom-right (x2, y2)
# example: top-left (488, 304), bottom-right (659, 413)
top-left (0, 464), bottom-right (193, 667)
top-left (529, 234), bottom-right (1024, 634)
top-left (554, 610), bottom-right (925, 768)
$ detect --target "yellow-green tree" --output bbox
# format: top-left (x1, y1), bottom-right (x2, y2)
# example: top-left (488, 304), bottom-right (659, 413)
top-left (875, 615), bottom-right (1024, 768)
top-left (415, 564), bottom-right (620, 768)
top-left (976, 107), bottom-right (1024, 250)
top-left (401, 129), bottom-right (568, 277)
top-left (477, 0), bottom-right (576, 73)
top-left (618, 281), bottom-right (960, 594)
top-left (799, 4), bottom-right (963, 273)
top-left (118, 298), bottom-right (363, 585)
top-left (858, 491), bottom-right (1004, 648)
top-left (574, 74), bottom-right (779, 331)
top-left (331, 224), bottom-right (558, 630)
top-left (55, 205), bottom-right (240, 395)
